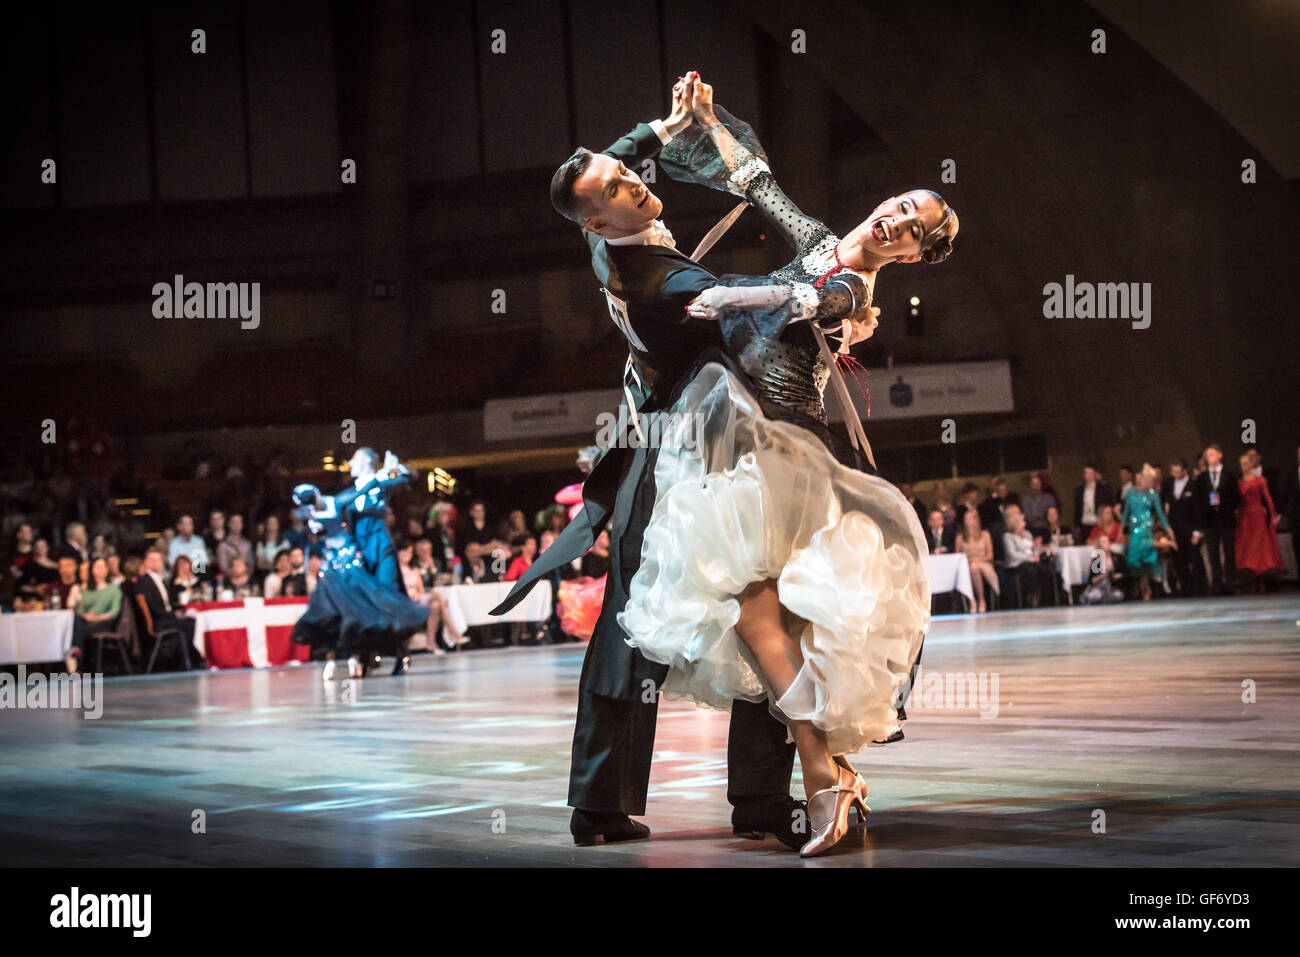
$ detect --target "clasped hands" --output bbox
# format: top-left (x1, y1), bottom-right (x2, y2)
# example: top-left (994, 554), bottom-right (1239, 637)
top-left (665, 70), bottom-right (714, 135)
top-left (672, 72), bottom-right (880, 341)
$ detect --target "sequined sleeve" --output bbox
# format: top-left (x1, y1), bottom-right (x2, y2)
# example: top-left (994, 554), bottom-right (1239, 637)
top-left (701, 124), bottom-right (828, 256)
top-left (703, 136), bottom-right (856, 317)
top-left (743, 170), bottom-right (829, 257)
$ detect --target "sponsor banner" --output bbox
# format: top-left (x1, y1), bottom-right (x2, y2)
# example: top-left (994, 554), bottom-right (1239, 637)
top-left (484, 389), bottom-right (622, 442)
top-left (827, 359), bottom-right (1014, 421)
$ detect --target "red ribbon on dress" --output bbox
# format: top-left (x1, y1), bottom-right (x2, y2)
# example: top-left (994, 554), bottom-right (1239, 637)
top-left (812, 245), bottom-right (875, 418)
top-left (812, 246), bottom-right (850, 288)
top-left (834, 352), bottom-right (871, 419)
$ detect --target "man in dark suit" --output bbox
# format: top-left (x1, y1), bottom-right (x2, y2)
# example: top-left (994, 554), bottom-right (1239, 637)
top-left (1073, 465), bottom-right (1115, 542)
top-left (924, 509), bottom-right (952, 554)
top-left (1193, 443), bottom-right (1242, 595)
top-left (1163, 459), bottom-right (1204, 596)
top-left (493, 73), bottom-right (869, 850)
top-left (133, 548), bottom-right (197, 661)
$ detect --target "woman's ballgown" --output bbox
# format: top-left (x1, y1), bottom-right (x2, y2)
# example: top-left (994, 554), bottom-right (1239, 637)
top-left (1122, 487), bottom-right (1173, 576)
top-left (291, 472), bottom-right (430, 655)
top-left (615, 109), bottom-right (930, 754)
top-left (1235, 475), bottom-right (1284, 575)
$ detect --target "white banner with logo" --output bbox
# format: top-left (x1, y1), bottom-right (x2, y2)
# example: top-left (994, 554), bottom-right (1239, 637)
top-left (826, 360), bottom-right (1014, 421)
top-left (484, 361), bottom-right (1012, 439)
top-left (484, 389), bottom-right (622, 442)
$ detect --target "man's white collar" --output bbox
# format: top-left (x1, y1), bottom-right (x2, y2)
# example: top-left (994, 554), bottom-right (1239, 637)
top-left (606, 220), bottom-right (675, 247)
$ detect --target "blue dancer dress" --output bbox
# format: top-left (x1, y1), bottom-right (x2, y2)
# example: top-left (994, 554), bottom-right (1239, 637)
top-left (290, 467), bottom-right (429, 655)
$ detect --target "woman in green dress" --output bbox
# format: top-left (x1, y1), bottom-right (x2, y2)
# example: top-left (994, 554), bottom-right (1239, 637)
top-left (1122, 465), bottom-right (1176, 601)
top-left (67, 556), bottom-right (124, 674)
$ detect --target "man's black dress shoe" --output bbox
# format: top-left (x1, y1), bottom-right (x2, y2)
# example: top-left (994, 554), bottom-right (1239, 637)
top-left (571, 808), bottom-right (651, 846)
top-left (732, 796), bottom-right (808, 851)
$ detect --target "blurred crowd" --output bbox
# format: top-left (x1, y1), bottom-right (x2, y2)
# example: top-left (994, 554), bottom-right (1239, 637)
top-left (4, 429), bottom-right (1295, 675)
top-left (2, 458), bottom-right (601, 669)
top-left (910, 443), bottom-right (1298, 612)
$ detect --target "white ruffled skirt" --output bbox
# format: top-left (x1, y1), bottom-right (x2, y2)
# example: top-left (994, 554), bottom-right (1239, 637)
top-left (616, 362), bottom-right (931, 754)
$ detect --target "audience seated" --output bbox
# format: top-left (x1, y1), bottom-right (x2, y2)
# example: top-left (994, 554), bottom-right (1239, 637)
top-left (3, 433), bottom-right (1296, 673)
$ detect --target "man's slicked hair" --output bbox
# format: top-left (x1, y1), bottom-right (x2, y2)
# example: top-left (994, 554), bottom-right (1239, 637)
top-left (551, 147), bottom-right (595, 225)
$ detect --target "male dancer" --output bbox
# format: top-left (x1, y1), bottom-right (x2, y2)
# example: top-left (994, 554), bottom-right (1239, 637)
top-left (493, 73), bottom-right (870, 849)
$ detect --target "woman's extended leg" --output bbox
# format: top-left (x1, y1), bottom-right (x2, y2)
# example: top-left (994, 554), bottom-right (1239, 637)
top-left (732, 578), bottom-right (865, 855)
top-left (732, 579), bottom-right (837, 796)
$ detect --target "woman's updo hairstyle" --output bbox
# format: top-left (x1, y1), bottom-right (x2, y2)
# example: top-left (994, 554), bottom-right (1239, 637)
top-left (920, 190), bottom-right (959, 264)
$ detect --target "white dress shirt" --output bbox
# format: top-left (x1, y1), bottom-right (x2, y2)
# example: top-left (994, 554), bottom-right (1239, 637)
top-left (147, 570), bottom-right (172, 612)
top-left (1081, 484), bottom-right (1097, 525)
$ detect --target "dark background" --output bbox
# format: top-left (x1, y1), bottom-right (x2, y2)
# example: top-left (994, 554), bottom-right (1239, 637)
top-left (2, 0), bottom-right (1296, 518)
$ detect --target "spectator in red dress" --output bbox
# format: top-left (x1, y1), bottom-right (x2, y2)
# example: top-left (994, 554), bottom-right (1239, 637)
top-left (1086, 504), bottom-right (1124, 551)
top-left (1235, 453), bottom-right (1284, 592)
top-left (504, 534), bottom-right (537, 582)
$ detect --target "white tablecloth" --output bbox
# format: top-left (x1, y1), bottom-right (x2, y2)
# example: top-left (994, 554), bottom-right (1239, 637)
top-left (928, 553), bottom-right (974, 605)
top-left (432, 580), bottom-right (553, 635)
top-left (0, 610), bottom-right (74, 664)
top-left (1054, 545), bottom-right (1103, 590)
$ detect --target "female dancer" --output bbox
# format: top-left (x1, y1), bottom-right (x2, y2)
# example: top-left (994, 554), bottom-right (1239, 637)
top-left (290, 448), bottom-right (429, 679)
top-left (618, 84), bottom-right (957, 856)
top-left (1121, 464), bottom-right (1175, 601)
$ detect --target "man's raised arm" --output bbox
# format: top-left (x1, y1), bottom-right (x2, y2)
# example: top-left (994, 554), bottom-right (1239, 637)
top-left (600, 72), bottom-right (698, 163)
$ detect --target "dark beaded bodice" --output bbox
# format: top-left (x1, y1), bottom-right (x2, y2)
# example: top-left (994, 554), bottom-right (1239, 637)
top-left (732, 321), bottom-right (829, 421)
top-left (732, 172), bottom-right (869, 425)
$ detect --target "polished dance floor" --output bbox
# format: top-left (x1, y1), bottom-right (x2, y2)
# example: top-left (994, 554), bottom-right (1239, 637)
top-left (2, 595), bottom-right (1297, 867)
